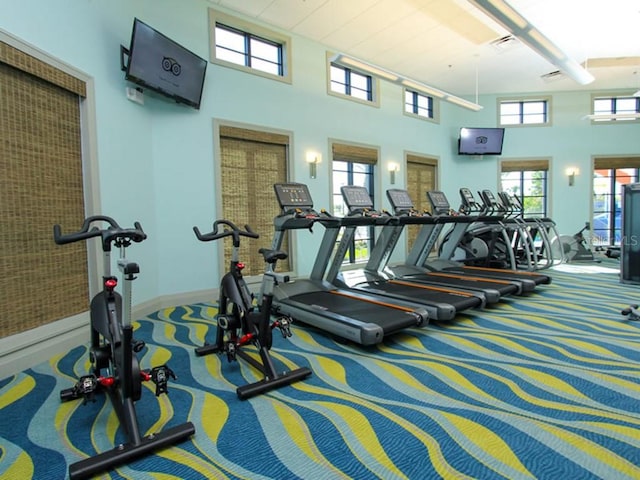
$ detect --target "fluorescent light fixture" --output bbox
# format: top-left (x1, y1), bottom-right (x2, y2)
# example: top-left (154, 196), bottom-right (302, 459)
top-left (583, 113), bottom-right (640, 121)
top-left (331, 53), bottom-right (400, 82)
top-left (330, 52), bottom-right (483, 111)
top-left (468, 0), bottom-right (595, 86)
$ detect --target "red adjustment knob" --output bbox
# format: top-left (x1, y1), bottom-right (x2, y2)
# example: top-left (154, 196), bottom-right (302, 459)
top-left (98, 376), bottom-right (115, 388)
top-left (237, 262), bottom-right (245, 270)
top-left (104, 278), bottom-right (118, 290)
top-left (140, 371), bottom-right (151, 381)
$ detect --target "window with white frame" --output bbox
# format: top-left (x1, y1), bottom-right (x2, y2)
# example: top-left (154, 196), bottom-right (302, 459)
top-left (209, 8), bottom-right (292, 83)
top-left (592, 95), bottom-right (640, 122)
top-left (499, 99), bottom-right (549, 126)
top-left (404, 90), bottom-right (436, 121)
top-left (329, 63), bottom-right (376, 104)
top-left (500, 160), bottom-right (549, 218)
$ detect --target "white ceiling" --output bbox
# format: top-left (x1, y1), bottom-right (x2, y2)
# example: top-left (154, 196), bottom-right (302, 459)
top-left (208, 0), bottom-right (640, 97)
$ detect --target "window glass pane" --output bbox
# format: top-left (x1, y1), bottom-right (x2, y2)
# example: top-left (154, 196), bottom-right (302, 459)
top-left (523, 114), bottom-right (545, 124)
top-left (616, 98), bottom-right (636, 113)
top-left (252, 58), bottom-right (280, 75)
top-left (500, 116), bottom-right (520, 125)
top-left (216, 47), bottom-right (246, 65)
top-left (351, 87), bottom-right (369, 100)
top-left (522, 101), bottom-right (544, 114)
top-left (250, 39), bottom-right (279, 62)
top-left (417, 94), bottom-right (429, 108)
top-left (216, 27), bottom-right (245, 51)
top-left (594, 98), bottom-right (612, 114)
top-left (500, 103), bottom-right (520, 115)
top-left (350, 72), bottom-right (368, 90)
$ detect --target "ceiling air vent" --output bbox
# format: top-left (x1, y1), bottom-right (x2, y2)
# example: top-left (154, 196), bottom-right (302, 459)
top-left (541, 70), bottom-right (566, 83)
top-left (490, 35), bottom-right (519, 52)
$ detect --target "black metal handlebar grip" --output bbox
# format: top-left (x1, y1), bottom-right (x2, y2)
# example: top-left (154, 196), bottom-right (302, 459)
top-left (53, 215), bottom-right (119, 245)
top-left (193, 220), bottom-right (259, 243)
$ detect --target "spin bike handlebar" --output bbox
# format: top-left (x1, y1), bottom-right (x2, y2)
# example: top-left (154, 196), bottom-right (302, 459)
top-left (193, 219), bottom-right (259, 247)
top-left (54, 215), bottom-right (147, 252)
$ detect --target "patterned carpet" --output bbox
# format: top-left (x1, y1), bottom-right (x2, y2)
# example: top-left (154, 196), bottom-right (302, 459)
top-left (1, 261), bottom-right (640, 479)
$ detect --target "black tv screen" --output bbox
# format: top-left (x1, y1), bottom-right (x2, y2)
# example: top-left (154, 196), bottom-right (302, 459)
top-left (458, 127), bottom-right (505, 155)
top-left (125, 18), bottom-right (207, 109)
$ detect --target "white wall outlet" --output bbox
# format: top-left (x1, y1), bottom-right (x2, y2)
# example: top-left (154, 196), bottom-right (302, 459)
top-left (126, 86), bottom-right (144, 105)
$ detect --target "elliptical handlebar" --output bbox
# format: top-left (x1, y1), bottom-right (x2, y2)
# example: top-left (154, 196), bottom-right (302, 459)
top-left (53, 215), bottom-right (146, 252)
top-left (193, 219), bottom-right (259, 246)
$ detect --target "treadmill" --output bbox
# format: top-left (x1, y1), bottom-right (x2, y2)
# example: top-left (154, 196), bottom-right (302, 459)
top-left (323, 185), bottom-right (484, 321)
top-left (415, 189), bottom-right (551, 288)
top-left (369, 188), bottom-right (519, 302)
top-left (267, 182), bottom-right (429, 346)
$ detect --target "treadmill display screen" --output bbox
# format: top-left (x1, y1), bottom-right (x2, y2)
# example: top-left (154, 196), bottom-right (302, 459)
top-left (427, 191), bottom-right (450, 210)
top-left (274, 183), bottom-right (313, 209)
top-left (386, 189), bottom-right (414, 210)
top-left (341, 186), bottom-right (373, 209)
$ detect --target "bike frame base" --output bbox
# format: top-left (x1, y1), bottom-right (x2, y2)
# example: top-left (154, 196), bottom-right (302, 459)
top-left (68, 421), bottom-right (195, 480)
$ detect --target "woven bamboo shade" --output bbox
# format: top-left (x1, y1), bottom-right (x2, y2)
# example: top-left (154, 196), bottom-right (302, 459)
top-left (332, 143), bottom-right (378, 164)
top-left (219, 128), bottom-right (289, 276)
top-left (406, 158), bottom-right (437, 253)
top-left (501, 159), bottom-right (549, 172)
top-left (594, 157), bottom-right (640, 169)
top-left (0, 52), bottom-right (87, 338)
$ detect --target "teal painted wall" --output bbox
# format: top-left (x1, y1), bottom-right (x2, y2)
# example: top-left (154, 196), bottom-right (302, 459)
top-left (2, 0), bottom-right (638, 304)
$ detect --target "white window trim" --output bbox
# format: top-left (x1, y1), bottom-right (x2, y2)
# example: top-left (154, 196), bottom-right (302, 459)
top-left (208, 8), bottom-right (292, 84)
top-left (326, 52), bottom-right (380, 108)
top-left (589, 91), bottom-right (640, 124)
top-left (402, 88), bottom-right (440, 124)
top-left (497, 95), bottom-right (552, 128)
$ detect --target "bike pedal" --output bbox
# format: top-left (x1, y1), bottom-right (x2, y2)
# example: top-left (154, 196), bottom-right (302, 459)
top-left (149, 365), bottom-right (176, 396)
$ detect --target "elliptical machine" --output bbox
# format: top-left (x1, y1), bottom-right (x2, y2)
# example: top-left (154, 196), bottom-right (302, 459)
top-left (54, 216), bottom-right (195, 480)
top-left (193, 219), bottom-right (312, 400)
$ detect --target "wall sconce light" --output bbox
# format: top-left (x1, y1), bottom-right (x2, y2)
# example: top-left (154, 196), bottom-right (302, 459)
top-left (565, 167), bottom-right (579, 186)
top-left (306, 151), bottom-right (321, 179)
top-left (388, 162), bottom-right (400, 185)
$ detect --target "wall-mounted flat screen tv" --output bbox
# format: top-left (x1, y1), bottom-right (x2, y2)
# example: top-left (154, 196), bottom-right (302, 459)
top-left (124, 18), bottom-right (207, 109)
top-left (458, 127), bottom-right (505, 155)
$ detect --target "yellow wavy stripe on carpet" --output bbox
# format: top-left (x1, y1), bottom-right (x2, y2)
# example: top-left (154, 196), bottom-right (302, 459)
top-left (536, 421), bottom-right (640, 477)
top-left (198, 392), bottom-right (229, 443)
top-left (375, 358), bottom-right (494, 403)
top-left (0, 374), bottom-right (35, 409)
top-left (439, 410), bottom-right (534, 478)
top-left (148, 344), bottom-right (173, 367)
top-left (291, 381), bottom-right (472, 479)
top-left (154, 447), bottom-right (231, 479)
top-left (143, 385), bottom-right (175, 435)
top-left (511, 366), bottom-right (588, 399)
top-left (316, 401), bottom-right (407, 479)
top-left (271, 401), bottom-right (349, 479)
top-left (0, 450), bottom-right (34, 479)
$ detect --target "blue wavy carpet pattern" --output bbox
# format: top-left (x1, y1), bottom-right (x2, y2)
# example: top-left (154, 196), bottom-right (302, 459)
top-left (1, 264), bottom-right (640, 479)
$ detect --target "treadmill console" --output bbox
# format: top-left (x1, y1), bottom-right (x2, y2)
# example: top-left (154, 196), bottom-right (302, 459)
top-left (274, 183), bottom-right (314, 211)
top-left (341, 185), bottom-right (374, 211)
top-left (386, 189), bottom-right (414, 211)
top-left (426, 191), bottom-right (451, 215)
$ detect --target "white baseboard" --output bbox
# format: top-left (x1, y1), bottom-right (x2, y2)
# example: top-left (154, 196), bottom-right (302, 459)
top-left (0, 288), bottom-right (217, 381)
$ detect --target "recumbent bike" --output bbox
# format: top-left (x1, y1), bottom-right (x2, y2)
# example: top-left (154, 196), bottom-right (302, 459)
top-left (54, 216), bottom-right (195, 480)
top-left (193, 219), bottom-right (312, 400)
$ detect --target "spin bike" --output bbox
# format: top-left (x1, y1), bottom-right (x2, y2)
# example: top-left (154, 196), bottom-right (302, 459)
top-left (54, 216), bottom-right (195, 480)
top-left (193, 219), bottom-right (312, 400)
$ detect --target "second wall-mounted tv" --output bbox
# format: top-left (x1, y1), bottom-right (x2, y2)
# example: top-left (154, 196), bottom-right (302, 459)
top-left (458, 127), bottom-right (505, 155)
top-left (124, 18), bottom-right (207, 109)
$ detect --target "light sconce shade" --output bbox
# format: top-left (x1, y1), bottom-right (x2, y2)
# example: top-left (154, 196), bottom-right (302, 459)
top-left (565, 167), bottom-right (579, 186)
top-left (306, 151), bottom-right (321, 179)
top-left (388, 162), bottom-right (400, 185)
